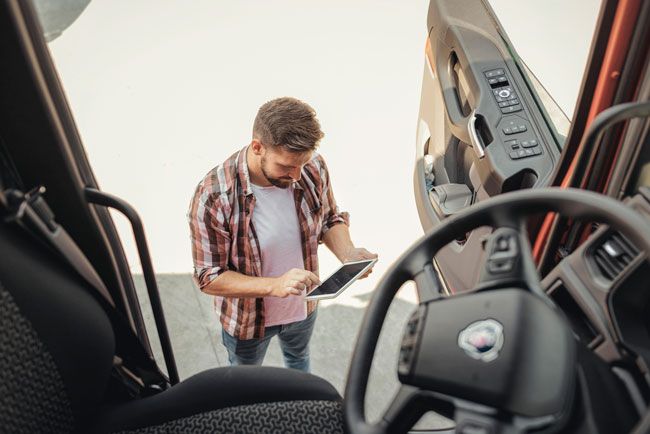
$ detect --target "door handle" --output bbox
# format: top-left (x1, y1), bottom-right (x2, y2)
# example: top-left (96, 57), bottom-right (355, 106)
top-left (431, 26), bottom-right (496, 151)
top-left (468, 110), bottom-right (486, 159)
top-left (433, 37), bottom-right (473, 144)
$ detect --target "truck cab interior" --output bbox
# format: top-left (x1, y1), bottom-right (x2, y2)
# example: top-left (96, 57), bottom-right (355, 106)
top-left (1, 0), bottom-right (650, 433)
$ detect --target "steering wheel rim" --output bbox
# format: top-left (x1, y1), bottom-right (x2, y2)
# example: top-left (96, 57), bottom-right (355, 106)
top-left (344, 187), bottom-right (650, 434)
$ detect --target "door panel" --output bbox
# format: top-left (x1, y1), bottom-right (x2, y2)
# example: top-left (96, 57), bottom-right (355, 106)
top-left (414, 0), bottom-right (561, 293)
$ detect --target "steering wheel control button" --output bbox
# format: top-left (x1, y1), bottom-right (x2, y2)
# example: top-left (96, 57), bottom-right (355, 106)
top-left (495, 236), bottom-right (511, 252)
top-left (458, 319), bottom-right (504, 362)
top-left (398, 306), bottom-right (426, 377)
top-left (488, 258), bottom-right (515, 273)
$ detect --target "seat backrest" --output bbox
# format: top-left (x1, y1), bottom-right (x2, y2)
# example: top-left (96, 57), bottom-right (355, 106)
top-left (0, 220), bottom-right (115, 433)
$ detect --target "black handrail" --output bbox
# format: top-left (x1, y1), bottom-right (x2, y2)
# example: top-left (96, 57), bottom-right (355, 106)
top-left (85, 188), bottom-right (180, 385)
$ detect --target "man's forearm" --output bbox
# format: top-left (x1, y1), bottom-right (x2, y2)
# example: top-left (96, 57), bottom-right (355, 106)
top-left (322, 223), bottom-right (355, 262)
top-left (200, 270), bottom-right (275, 297)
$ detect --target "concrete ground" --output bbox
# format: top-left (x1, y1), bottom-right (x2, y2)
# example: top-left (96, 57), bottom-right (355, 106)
top-left (135, 274), bottom-right (453, 430)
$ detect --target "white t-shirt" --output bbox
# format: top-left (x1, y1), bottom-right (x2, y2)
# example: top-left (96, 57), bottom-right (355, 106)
top-left (251, 183), bottom-right (307, 327)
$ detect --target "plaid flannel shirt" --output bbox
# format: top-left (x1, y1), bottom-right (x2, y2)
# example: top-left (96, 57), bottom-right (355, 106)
top-left (188, 146), bottom-right (349, 339)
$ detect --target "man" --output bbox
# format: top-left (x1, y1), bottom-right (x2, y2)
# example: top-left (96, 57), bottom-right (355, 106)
top-left (188, 97), bottom-right (377, 373)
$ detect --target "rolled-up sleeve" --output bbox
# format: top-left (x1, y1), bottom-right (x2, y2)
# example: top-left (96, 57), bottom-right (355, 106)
top-left (317, 155), bottom-right (350, 242)
top-left (188, 187), bottom-right (231, 290)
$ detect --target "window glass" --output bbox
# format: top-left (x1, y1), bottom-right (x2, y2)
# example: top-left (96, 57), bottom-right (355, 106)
top-left (487, 0), bottom-right (602, 141)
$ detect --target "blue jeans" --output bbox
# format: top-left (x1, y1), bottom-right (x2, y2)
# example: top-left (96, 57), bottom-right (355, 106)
top-left (221, 310), bottom-right (317, 372)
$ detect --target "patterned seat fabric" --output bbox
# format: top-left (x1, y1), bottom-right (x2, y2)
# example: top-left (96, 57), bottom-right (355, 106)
top-left (0, 283), bottom-right (75, 433)
top-left (118, 400), bottom-right (344, 434)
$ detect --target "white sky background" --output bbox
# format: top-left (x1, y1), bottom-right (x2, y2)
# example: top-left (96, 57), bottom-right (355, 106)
top-left (47, 0), bottom-right (599, 304)
top-left (488, 0), bottom-right (601, 119)
top-left (47, 0), bottom-right (431, 305)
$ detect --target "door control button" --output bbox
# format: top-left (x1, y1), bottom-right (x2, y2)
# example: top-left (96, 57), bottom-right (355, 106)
top-left (501, 105), bottom-right (522, 113)
top-left (508, 148), bottom-right (528, 159)
top-left (521, 140), bottom-right (537, 148)
top-left (485, 68), bottom-right (505, 78)
top-left (503, 123), bottom-right (527, 135)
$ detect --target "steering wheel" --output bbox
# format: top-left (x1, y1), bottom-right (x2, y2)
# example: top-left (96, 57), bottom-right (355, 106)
top-left (344, 187), bottom-right (650, 434)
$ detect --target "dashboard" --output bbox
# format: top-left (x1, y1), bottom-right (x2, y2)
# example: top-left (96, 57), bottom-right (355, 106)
top-left (541, 190), bottom-right (650, 405)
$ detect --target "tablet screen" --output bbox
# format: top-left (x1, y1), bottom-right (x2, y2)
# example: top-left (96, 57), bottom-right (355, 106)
top-left (307, 259), bottom-right (375, 298)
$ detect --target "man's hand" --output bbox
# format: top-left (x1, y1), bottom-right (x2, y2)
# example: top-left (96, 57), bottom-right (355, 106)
top-left (343, 247), bottom-right (378, 279)
top-left (270, 268), bottom-right (321, 298)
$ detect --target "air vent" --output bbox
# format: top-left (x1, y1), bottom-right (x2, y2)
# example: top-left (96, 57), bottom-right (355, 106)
top-left (592, 232), bottom-right (639, 281)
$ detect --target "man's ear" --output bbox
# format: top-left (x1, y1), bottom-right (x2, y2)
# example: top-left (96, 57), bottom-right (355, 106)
top-left (250, 139), bottom-right (264, 155)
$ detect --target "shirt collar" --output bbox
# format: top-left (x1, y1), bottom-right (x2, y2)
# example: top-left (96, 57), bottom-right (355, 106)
top-left (237, 144), bottom-right (307, 195)
top-left (237, 145), bottom-right (254, 196)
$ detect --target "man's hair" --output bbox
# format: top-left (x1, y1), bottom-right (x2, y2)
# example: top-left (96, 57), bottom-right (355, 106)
top-left (252, 97), bottom-right (324, 152)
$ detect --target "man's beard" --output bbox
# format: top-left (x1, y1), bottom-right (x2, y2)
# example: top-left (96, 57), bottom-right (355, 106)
top-left (260, 156), bottom-right (293, 189)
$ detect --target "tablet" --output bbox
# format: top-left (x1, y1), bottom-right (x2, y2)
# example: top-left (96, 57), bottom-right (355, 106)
top-left (305, 258), bottom-right (377, 301)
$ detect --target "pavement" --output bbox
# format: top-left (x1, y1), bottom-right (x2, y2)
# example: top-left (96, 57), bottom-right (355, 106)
top-left (135, 274), bottom-right (452, 430)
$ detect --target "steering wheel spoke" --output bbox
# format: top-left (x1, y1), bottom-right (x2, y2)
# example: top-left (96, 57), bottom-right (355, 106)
top-left (413, 262), bottom-right (444, 303)
top-left (381, 385), bottom-right (425, 433)
top-left (382, 385), bottom-right (454, 434)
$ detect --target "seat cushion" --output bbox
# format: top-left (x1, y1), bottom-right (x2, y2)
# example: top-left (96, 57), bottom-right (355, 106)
top-left (0, 281), bottom-right (74, 433)
top-left (113, 400), bottom-right (343, 434)
top-left (94, 366), bottom-right (342, 433)
top-left (0, 222), bottom-right (115, 432)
